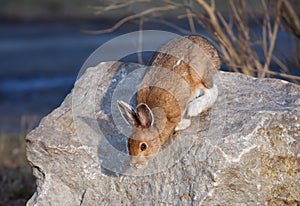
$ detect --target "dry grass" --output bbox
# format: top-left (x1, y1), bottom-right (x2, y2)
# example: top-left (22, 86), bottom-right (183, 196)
top-left (0, 133), bottom-right (35, 205)
top-left (86, 0), bottom-right (300, 84)
top-left (0, 133), bottom-right (28, 168)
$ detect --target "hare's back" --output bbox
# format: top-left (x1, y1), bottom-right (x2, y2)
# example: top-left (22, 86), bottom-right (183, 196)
top-left (151, 35), bottom-right (220, 91)
top-left (136, 35), bottom-right (221, 118)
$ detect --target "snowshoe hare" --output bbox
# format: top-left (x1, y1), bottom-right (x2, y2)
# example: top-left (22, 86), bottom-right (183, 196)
top-left (118, 35), bottom-right (221, 168)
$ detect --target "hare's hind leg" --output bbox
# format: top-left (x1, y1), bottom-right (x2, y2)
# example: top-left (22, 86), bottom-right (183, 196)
top-left (186, 84), bottom-right (218, 117)
top-left (175, 84), bottom-right (218, 131)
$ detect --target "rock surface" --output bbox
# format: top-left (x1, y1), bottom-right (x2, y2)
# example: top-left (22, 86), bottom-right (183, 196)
top-left (26, 62), bottom-right (300, 205)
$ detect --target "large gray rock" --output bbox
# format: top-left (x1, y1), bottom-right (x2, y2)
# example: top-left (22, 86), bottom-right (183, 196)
top-left (26, 62), bottom-right (300, 205)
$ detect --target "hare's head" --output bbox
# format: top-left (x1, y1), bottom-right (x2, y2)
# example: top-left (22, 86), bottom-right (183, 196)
top-left (117, 100), bottom-right (161, 168)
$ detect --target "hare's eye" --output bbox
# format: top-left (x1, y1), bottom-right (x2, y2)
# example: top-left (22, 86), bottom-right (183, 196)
top-left (140, 142), bottom-right (147, 151)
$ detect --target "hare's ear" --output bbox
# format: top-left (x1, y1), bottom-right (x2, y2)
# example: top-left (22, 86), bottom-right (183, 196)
top-left (117, 100), bottom-right (138, 126)
top-left (136, 103), bottom-right (154, 128)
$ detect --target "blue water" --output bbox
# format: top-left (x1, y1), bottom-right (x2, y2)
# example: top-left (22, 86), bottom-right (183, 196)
top-left (0, 76), bottom-right (76, 92)
top-left (0, 23), bottom-right (109, 79)
top-left (0, 21), bottom-right (298, 133)
top-left (1, 22), bottom-right (298, 92)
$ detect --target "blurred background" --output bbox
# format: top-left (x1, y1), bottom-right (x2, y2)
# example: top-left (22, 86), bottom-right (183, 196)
top-left (0, 0), bottom-right (299, 205)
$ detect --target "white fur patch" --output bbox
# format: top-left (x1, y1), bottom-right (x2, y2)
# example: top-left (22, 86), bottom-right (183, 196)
top-left (175, 118), bottom-right (191, 131)
top-left (173, 56), bottom-right (184, 69)
top-left (186, 84), bottom-right (218, 117)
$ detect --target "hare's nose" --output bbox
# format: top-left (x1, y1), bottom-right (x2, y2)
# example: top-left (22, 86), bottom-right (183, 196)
top-left (130, 161), bottom-right (147, 169)
top-left (130, 162), bottom-right (142, 169)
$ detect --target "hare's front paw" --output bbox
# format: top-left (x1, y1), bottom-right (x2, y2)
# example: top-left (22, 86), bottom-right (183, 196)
top-left (175, 118), bottom-right (191, 131)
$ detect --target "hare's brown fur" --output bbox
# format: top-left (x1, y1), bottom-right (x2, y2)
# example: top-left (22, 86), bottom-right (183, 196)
top-left (118, 35), bottom-right (221, 167)
top-left (137, 35), bottom-right (220, 146)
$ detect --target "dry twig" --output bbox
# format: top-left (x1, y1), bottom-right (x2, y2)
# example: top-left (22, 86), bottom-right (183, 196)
top-left (82, 5), bottom-right (178, 34)
top-left (281, 0), bottom-right (300, 39)
top-left (88, 0), bottom-right (300, 83)
top-left (260, 0), bottom-right (282, 78)
top-left (91, 0), bottom-right (150, 15)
